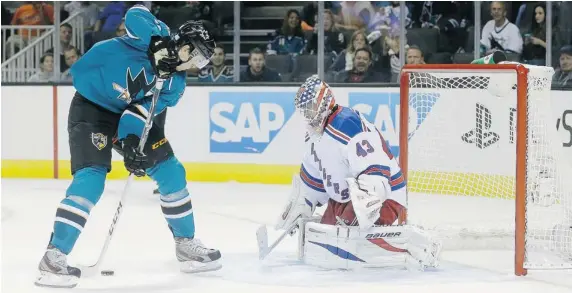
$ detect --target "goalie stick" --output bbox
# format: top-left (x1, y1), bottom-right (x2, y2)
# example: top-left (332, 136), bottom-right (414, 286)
top-left (256, 217), bottom-right (308, 260)
top-left (79, 78), bottom-right (165, 277)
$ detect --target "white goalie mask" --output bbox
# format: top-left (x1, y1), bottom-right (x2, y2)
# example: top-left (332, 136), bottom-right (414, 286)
top-left (294, 76), bottom-right (336, 135)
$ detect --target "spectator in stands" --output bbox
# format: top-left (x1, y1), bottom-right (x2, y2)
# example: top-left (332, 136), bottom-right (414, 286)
top-left (522, 3), bottom-right (548, 66)
top-left (198, 45), bottom-right (233, 83)
top-left (267, 9), bottom-right (306, 55)
top-left (372, 1), bottom-right (411, 31)
top-left (335, 48), bottom-right (384, 83)
top-left (61, 47), bottom-right (81, 81)
top-left (64, 1), bottom-right (99, 31)
top-left (5, 2), bottom-right (54, 58)
top-left (86, 18), bottom-right (125, 50)
top-left (306, 10), bottom-right (346, 55)
top-left (2, 4), bottom-right (12, 59)
top-left (408, 1), bottom-right (471, 54)
top-left (300, 2), bottom-right (335, 31)
top-left (406, 45), bottom-right (425, 65)
top-left (60, 23), bottom-right (73, 63)
top-left (301, 2), bottom-right (318, 31)
top-left (553, 46), bottom-right (572, 87)
top-left (45, 23), bottom-right (73, 73)
top-left (480, 1), bottom-right (523, 55)
top-left (44, 23), bottom-right (74, 73)
top-left (94, 1), bottom-right (127, 34)
top-left (335, 1), bottom-right (376, 31)
top-left (240, 48), bottom-right (281, 82)
top-left (28, 52), bottom-right (55, 82)
top-left (116, 19), bottom-right (126, 37)
top-left (384, 29), bottom-right (408, 82)
top-left (329, 30), bottom-right (368, 72)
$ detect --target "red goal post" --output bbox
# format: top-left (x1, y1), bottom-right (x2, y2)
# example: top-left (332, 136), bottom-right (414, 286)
top-left (398, 63), bottom-right (569, 276)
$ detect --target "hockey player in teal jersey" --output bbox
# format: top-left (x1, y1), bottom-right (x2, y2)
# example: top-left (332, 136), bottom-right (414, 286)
top-left (34, 5), bottom-right (220, 288)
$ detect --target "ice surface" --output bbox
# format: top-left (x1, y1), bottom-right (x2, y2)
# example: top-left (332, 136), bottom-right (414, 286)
top-left (2, 179), bottom-right (571, 293)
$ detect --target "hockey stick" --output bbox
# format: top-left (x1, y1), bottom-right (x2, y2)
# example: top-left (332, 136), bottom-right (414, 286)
top-left (79, 78), bottom-right (165, 277)
top-left (256, 217), bottom-right (302, 260)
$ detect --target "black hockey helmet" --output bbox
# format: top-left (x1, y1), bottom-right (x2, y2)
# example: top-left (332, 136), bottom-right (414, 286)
top-left (171, 20), bottom-right (216, 69)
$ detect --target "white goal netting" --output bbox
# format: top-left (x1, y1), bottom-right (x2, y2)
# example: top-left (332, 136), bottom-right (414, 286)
top-left (403, 64), bottom-right (572, 270)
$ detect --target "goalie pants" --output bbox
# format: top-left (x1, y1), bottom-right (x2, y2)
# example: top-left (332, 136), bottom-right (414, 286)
top-left (49, 93), bottom-right (195, 255)
top-left (321, 198), bottom-right (405, 226)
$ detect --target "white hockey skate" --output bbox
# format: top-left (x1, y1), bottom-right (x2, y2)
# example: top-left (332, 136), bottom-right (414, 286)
top-left (175, 237), bottom-right (222, 273)
top-left (34, 245), bottom-right (81, 288)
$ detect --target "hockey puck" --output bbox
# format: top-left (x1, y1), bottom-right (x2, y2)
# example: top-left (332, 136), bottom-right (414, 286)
top-left (101, 270), bottom-right (115, 276)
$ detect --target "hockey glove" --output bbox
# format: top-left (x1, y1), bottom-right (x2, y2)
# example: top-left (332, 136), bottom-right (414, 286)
top-left (148, 36), bottom-right (179, 79)
top-left (121, 134), bottom-right (148, 177)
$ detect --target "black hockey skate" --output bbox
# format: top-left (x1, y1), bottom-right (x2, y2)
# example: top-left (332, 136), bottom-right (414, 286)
top-left (34, 245), bottom-right (81, 288)
top-left (175, 237), bottom-right (222, 273)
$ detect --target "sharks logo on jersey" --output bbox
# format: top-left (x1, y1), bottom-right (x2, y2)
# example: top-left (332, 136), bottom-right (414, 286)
top-left (112, 67), bottom-right (157, 104)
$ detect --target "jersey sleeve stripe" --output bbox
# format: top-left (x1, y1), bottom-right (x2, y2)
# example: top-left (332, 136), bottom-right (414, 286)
top-left (390, 171), bottom-right (406, 191)
top-left (324, 125), bottom-right (350, 145)
top-left (326, 106), bottom-right (343, 125)
top-left (300, 165), bottom-right (326, 192)
top-left (360, 164), bottom-right (391, 180)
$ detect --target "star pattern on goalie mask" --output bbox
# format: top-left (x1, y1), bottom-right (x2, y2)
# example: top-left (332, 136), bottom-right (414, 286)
top-left (297, 77), bottom-right (322, 106)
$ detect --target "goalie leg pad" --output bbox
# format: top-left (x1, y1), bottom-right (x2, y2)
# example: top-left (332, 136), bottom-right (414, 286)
top-left (406, 226), bottom-right (443, 269)
top-left (302, 222), bottom-right (407, 270)
top-left (301, 223), bottom-right (442, 270)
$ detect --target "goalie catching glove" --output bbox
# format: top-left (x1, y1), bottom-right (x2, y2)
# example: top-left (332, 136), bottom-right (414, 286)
top-left (346, 174), bottom-right (390, 230)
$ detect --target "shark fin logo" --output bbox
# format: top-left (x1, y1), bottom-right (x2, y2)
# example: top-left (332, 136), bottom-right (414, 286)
top-left (113, 67), bottom-right (156, 104)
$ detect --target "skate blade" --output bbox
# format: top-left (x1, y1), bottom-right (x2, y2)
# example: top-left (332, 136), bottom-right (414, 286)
top-left (35, 270), bottom-right (79, 288)
top-left (180, 260), bottom-right (222, 273)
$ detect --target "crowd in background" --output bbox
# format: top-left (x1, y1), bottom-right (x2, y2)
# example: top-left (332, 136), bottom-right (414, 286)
top-left (1, 1), bottom-right (571, 86)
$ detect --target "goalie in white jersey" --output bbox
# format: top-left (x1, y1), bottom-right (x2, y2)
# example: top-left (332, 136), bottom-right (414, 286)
top-left (276, 76), bottom-right (442, 270)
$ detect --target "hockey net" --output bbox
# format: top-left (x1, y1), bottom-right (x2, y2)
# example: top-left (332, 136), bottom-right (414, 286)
top-left (399, 63), bottom-right (572, 275)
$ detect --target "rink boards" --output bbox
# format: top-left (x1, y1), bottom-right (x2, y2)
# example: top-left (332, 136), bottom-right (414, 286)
top-left (1, 85), bottom-right (571, 191)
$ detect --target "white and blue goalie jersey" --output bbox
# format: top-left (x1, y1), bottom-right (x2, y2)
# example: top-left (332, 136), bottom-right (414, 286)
top-left (299, 106), bottom-right (407, 219)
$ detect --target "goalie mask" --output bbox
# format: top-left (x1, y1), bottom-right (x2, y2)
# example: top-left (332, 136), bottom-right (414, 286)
top-left (172, 20), bottom-right (215, 70)
top-left (294, 76), bottom-right (336, 134)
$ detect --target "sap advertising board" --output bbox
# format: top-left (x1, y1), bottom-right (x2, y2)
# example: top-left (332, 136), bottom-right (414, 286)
top-left (209, 91), bottom-right (296, 153)
top-left (208, 90), bottom-right (422, 157)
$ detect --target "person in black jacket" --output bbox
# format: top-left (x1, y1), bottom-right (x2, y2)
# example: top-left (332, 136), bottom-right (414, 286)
top-left (335, 48), bottom-right (385, 83)
top-left (306, 9), bottom-right (346, 55)
top-left (240, 48), bottom-right (282, 82)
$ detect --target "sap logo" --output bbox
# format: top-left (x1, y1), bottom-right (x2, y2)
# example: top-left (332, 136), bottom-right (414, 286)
top-left (365, 232), bottom-right (402, 239)
top-left (349, 92), bottom-right (438, 158)
top-left (209, 92), bottom-right (295, 153)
